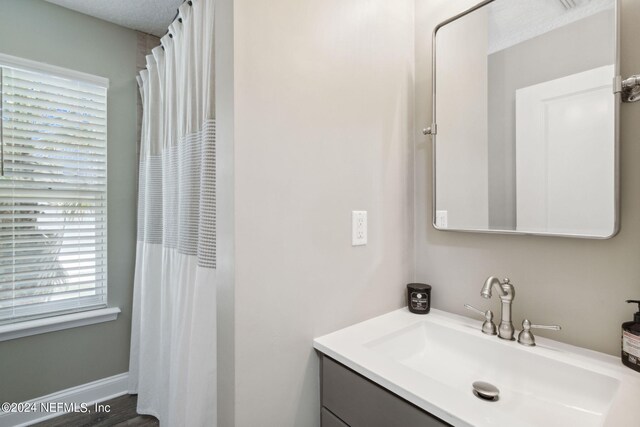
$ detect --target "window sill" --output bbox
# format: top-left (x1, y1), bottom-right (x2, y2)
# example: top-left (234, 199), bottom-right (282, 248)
top-left (0, 307), bottom-right (121, 342)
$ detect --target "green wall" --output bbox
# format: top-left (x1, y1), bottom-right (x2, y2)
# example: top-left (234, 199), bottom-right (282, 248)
top-left (0, 0), bottom-right (138, 402)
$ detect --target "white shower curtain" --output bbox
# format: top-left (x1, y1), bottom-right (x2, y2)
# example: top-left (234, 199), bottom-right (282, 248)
top-left (129, 1), bottom-right (217, 425)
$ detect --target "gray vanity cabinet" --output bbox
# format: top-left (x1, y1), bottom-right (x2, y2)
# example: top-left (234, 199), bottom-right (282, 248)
top-left (321, 408), bottom-right (349, 427)
top-left (320, 355), bottom-right (450, 427)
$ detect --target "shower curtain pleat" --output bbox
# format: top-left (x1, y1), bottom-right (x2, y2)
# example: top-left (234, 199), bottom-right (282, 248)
top-left (129, 1), bottom-right (218, 425)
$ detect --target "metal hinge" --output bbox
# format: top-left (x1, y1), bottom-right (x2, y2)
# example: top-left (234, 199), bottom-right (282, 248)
top-left (622, 75), bottom-right (640, 103)
top-left (422, 123), bottom-right (437, 136)
top-left (616, 74), bottom-right (640, 102)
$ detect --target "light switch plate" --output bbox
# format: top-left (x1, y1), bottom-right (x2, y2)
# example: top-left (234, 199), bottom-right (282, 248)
top-left (352, 211), bottom-right (367, 246)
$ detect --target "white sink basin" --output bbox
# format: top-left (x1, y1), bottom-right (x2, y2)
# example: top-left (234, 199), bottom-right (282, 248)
top-left (314, 308), bottom-right (640, 427)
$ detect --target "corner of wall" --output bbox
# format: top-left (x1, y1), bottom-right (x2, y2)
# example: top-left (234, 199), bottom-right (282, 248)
top-left (215, 0), bottom-right (236, 424)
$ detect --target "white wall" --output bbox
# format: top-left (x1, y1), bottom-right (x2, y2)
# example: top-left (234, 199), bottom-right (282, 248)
top-left (415, 0), bottom-right (640, 357)
top-left (231, 0), bottom-right (415, 425)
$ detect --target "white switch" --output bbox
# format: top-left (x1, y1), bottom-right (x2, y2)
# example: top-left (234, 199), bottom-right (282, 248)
top-left (435, 210), bottom-right (448, 228)
top-left (352, 211), bottom-right (367, 246)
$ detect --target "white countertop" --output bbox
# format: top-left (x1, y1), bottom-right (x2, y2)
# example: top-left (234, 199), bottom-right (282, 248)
top-left (313, 308), bottom-right (640, 427)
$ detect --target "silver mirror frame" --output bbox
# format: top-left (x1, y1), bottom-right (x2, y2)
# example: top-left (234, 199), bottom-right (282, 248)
top-left (429, 0), bottom-right (621, 239)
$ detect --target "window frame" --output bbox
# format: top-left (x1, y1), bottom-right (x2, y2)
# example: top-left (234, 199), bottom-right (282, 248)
top-left (0, 52), bottom-right (113, 330)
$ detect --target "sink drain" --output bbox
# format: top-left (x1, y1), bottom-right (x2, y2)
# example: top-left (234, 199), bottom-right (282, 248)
top-left (472, 381), bottom-right (499, 401)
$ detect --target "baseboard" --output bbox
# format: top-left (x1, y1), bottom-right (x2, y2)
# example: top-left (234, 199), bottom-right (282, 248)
top-left (0, 372), bottom-right (129, 427)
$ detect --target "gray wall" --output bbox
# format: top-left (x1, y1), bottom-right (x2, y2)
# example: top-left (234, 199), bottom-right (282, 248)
top-left (231, 0), bottom-right (415, 425)
top-left (416, 0), bottom-right (640, 356)
top-left (214, 0), bottom-right (236, 424)
top-left (435, 8), bottom-right (489, 230)
top-left (0, 0), bottom-right (138, 403)
top-left (488, 10), bottom-right (615, 229)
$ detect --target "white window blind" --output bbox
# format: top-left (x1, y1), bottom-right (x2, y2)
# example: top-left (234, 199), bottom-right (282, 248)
top-left (0, 55), bottom-right (108, 324)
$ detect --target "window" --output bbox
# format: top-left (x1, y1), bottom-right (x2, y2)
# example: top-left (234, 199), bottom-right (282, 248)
top-left (0, 54), bottom-right (108, 324)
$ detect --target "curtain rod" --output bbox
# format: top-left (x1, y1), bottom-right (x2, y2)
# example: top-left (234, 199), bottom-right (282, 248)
top-left (160, 0), bottom-right (193, 50)
top-left (165, 0), bottom-right (192, 40)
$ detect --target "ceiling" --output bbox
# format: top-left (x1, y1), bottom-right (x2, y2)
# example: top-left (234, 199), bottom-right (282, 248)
top-left (44, 0), bottom-right (183, 37)
top-left (488, 0), bottom-right (615, 53)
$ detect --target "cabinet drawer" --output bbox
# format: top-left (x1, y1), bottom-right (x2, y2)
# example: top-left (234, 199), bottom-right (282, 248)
top-left (321, 356), bottom-right (449, 427)
top-left (321, 408), bottom-right (349, 427)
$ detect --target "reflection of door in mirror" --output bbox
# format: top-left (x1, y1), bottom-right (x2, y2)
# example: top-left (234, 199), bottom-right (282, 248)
top-left (433, 0), bottom-right (618, 238)
top-left (516, 65), bottom-right (615, 236)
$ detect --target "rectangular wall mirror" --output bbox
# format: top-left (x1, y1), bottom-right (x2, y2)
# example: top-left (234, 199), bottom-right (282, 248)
top-left (431, 0), bottom-right (620, 238)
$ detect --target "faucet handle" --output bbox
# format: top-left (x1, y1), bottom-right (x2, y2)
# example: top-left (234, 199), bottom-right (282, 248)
top-left (518, 319), bottom-right (561, 347)
top-left (464, 303), bottom-right (486, 316)
top-left (464, 304), bottom-right (497, 336)
top-left (530, 323), bottom-right (561, 331)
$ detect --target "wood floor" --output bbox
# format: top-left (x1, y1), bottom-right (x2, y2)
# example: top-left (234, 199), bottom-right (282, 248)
top-left (33, 395), bottom-right (158, 427)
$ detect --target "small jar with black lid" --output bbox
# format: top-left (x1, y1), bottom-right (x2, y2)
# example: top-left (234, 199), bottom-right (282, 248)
top-left (407, 283), bottom-right (431, 314)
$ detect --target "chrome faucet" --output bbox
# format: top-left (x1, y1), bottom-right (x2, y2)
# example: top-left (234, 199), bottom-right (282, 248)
top-left (481, 276), bottom-right (515, 340)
